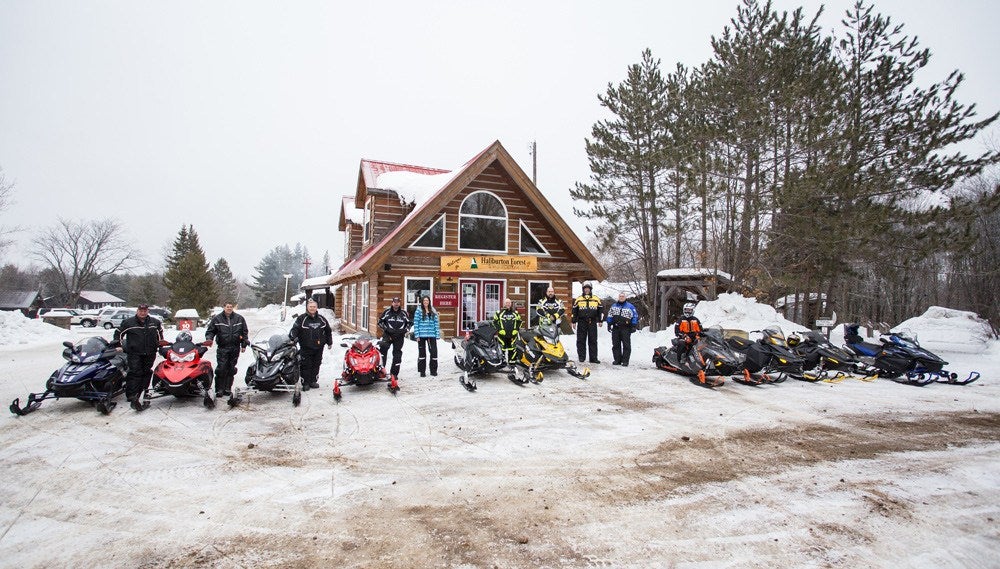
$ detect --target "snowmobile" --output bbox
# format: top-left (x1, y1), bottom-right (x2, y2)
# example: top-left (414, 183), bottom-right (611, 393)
top-left (142, 332), bottom-right (215, 409)
top-left (844, 324), bottom-right (979, 386)
top-left (10, 337), bottom-right (127, 416)
top-left (452, 321), bottom-right (509, 391)
top-left (508, 319), bottom-right (590, 384)
top-left (334, 334), bottom-right (399, 402)
top-left (727, 326), bottom-right (804, 384)
top-left (652, 326), bottom-right (743, 388)
top-left (788, 330), bottom-right (877, 382)
top-left (227, 326), bottom-right (301, 407)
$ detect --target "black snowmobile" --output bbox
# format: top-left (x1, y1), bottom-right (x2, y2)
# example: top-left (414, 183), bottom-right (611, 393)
top-left (788, 330), bottom-right (877, 382)
top-left (727, 326), bottom-right (804, 384)
top-left (652, 326), bottom-right (743, 388)
top-left (508, 320), bottom-right (590, 384)
top-left (844, 324), bottom-right (979, 386)
top-left (228, 326), bottom-right (302, 407)
top-left (452, 321), bottom-right (510, 391)
top-left (10, 337), bottom-right (127, 416)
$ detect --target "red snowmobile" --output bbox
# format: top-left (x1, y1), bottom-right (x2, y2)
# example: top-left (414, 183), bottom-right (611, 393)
top-left (333, 335), bottom-right (399, 402)
top-left (143, 332), bottom-right (216, 409)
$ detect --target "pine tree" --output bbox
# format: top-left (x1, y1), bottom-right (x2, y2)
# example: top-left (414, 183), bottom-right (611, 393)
top-left (249, 244), bottom-right (308, 306)
top-left (212, 258), bottom-right (239, 305)
top-left (571, 48), bottom-right (672, 329)
top-left (162, 225), bottom-right (217, 314)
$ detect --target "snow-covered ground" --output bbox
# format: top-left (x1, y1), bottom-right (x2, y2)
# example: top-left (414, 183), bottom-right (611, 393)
top-left (0, 299), bottom-right (998, 567)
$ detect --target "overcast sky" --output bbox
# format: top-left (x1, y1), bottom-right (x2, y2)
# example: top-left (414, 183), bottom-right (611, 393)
top-left (1, 0), bottom-right (997, 281)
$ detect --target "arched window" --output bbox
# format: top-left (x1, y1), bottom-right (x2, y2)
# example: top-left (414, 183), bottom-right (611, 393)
top-left (459, 191), bottom-right (507, 252)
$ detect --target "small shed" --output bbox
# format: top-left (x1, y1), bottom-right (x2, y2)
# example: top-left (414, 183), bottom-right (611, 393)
top-left (0, 290), bottom-right (43, 317)
top-left (174, 308), bottom-right (200, 331)
top-left (656, 268), bottom-right (734, 330)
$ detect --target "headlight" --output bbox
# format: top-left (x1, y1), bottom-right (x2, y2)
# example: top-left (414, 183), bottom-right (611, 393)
top-left (169, 351), bottom-right (196, 363)
top-left (778, 358), bottom-right (787, 364)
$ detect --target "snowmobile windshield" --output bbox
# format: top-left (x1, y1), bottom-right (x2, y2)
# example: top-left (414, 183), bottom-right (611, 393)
top-left (352, 335), bottom-right (374, 352)
top-left (538, 323), bottom-right (560, 344)
top-left (70, 337), bottom-right (112, 364)
top-left (703, 326), bottom-right (726, 342)
top-left (762, 327), bottom-right (787, 347)
top-left (473, 323), bottom-right (496, 344)
top-left (252, 326), bottom-right (293, 355)
top-left (890, 330), bottom-right (919, 348)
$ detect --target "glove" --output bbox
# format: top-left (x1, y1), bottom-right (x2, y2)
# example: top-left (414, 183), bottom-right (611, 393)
top-left (159, 340), bottom-right (170, 347)
top-left (203, 340), bottom-right (214, 347)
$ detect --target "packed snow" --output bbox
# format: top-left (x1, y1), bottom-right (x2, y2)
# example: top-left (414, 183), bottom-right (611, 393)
top-left (376, 169), bottom-right (459, 208)
top-left (0, 310), bottom-right (75, 347)
top-left (894, 306), bottom-right (995, 354)
top-left (1, 298), bottom-right (997, 567)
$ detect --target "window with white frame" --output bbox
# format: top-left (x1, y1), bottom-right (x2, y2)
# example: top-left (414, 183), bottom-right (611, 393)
top-left (411, 214), bottom-right (445, 249)
top-left (459, 191), bottom-right (506, 252)
top-left (519, 220), bottom-right (549, 255)
top-left (349, 283), bottom-right (356, 324)
top-left (361, 282), bottom-right (369, 329)
top-left (405, 278), bottom-right (433, 319)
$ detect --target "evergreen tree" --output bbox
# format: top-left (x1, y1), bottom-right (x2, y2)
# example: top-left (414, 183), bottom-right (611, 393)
top-left (212, 258), bottom-right (239, 305)
top-left (162, 225), bottom-right (217, 314)
top-left (249, 244), bottom-right (308, 306)
top-left (571, 48), bottom-right (672, 329)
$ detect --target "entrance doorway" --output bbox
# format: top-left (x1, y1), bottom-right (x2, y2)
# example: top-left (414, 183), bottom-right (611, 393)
top-left (458, 279), bottom-right (505, 333)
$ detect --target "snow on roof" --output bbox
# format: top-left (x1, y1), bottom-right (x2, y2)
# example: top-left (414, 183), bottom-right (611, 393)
top-left (78, 290), bottom-right (125, 304)
top-left (572, 281), bottom-right (646, 299)
top-left (0, 290), bottom-right (39, 309)
top-left (360, 159), bottom-right (450, 191)
top-left (774, 292), bottom-right (827, 309)
top-left (342, 197), bottom-right (365, 225)
top-left (375, 169), bottom-right (459, 209)
top-left (302, 274), bottom-right (336, 288)
top-left (657, 267), bottom-right (733, 281)
top-left (174, 308), bottom-right (200, 318)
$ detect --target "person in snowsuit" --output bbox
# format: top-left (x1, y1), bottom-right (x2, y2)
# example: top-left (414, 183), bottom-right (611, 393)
top-left (412, 295), bottom-right (440, 377)
top-left (673, 302), bottom-right (703, 360)
top-left (377, 296), bottom-right (411, 378)
top-left (606, 292), bottom-right (639, 366)
top-left (572, 282), bottom-right (604, 363)
top-left (204, 301), bottom-right (250, 398)
top-left (114, 303), bottom-right (165, 411)
top-left (492, 298), bottom-right (523, 364)
top-left (289, 300), bottom-right (332, 391)
top-left (535, 286), bottom-right (565, 326)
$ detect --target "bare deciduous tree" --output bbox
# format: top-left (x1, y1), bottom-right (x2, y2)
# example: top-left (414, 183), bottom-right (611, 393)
top-left (0, 167), bottom-right (16, 256)
top-left (31, 218), bottom-right (143, 303)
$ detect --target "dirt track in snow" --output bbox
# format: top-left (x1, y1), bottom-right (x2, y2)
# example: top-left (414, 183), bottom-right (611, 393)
top-left (2, 327), bottom-right (999, 568)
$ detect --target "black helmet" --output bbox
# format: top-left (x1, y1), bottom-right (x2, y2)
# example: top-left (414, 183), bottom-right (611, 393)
top-left (176, 331), bottom-right (192, 343)
top-left (787, 333), bottom-right (801, 348)
top-left (682, 302), bottom-right (696, 318)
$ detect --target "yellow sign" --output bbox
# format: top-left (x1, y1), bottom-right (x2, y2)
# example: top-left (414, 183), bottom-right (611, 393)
top-left (440, 255), bottom-right (537, 273)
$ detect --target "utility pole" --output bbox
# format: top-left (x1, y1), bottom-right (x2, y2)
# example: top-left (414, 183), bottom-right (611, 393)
top-left (302, 257), bottom-right (312, 280)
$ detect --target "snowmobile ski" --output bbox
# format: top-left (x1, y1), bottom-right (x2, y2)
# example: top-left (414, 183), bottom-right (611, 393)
top-left (936, 371), bottom-right (980, 385)
top-left (460, 372), bottom-right (478, 392)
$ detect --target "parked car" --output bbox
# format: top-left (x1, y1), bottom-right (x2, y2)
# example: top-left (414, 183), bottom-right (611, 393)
top-left (38, 308), bottom-right (85, 326)
top-left (98, 308), bottom-right (135, 329)
top-left (148, 307), bottom-right (171, 322)
top-left (78, 309), bottom-right (102, 328)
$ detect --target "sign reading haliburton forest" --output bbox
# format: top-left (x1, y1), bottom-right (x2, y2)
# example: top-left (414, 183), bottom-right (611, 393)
top-left (440, 255), bottom-right (538, 273)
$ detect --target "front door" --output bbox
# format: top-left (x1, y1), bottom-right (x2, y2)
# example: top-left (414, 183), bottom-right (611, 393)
top-left (458, 279), bottom-right (504, 333)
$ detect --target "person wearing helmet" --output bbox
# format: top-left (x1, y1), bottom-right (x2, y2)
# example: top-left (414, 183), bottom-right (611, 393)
top-left (606, 291), bottom-right (638, 366)
top-left (572, 282), bottom-right (604, 364)
top-left (673, 302), bottom-right (703, 359)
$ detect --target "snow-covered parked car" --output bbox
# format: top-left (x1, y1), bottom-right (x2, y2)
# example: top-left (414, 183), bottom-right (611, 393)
top-left (38, 308), bottom-right (85, 326)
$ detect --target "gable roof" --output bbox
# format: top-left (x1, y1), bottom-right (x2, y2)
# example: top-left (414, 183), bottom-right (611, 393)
top-left (355, 159), bottom-right (451, 203)
top-left (0, 290), bottom-right (40, 310)
top-left (330, 140), bottom-right (606, 284)
top-left (338, 197), bottom-right (365, 232)
top-left (78, 290), bottom-right (126, 304)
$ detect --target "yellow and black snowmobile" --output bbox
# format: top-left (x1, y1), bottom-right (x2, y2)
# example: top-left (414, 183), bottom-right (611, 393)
top-left (508, 320), bottom-right (591, 384)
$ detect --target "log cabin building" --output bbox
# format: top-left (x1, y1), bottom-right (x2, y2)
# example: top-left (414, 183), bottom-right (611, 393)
top-left (326, 140), bottom-right (606, 337)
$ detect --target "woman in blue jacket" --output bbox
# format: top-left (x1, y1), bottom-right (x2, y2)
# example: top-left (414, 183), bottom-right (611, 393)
top-left (412, 295), bottom-right (441, 377)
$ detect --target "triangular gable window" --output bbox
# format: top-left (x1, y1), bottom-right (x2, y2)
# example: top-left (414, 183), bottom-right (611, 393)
top-left (411, 214), bottom-right (445, 249)
top-left (519, 220), bottom-right (549, 255)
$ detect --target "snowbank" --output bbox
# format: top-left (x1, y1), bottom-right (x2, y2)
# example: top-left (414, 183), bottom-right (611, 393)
top-left (653, 292), bottom-right (808, 345)
top-left (893, 306), bottom-right (995, 354)
top-left (0, 310), bottom-right (76, 347)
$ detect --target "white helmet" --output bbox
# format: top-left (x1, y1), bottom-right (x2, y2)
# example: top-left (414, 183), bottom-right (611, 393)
top-left (682, 302), bottom-right (696, 318)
